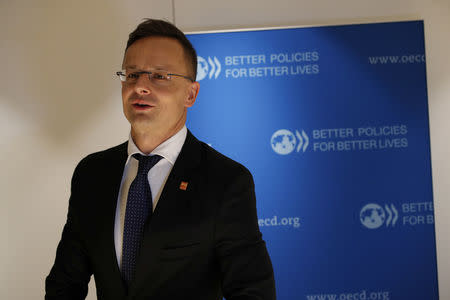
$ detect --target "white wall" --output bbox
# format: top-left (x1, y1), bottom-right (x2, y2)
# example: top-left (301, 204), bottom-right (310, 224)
top-left (1, 0), bottom-right (448, 299)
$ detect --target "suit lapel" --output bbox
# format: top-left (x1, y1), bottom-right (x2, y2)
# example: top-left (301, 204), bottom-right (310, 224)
top-left (131, 131), bottom-right (202, 295)
top-left (95, 142), bottom-right (129, 297)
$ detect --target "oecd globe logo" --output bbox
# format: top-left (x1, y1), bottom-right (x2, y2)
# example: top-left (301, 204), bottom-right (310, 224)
top-left (271, 129), bottom-right (297, 155)
top-left (360, 203), bottom-right (386, 229)
top-left (196, 56), bottom-right (208, 81)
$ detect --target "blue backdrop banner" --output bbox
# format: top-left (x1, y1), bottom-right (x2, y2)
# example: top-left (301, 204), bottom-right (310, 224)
top-left (186, 20), bottom-right (437, 300)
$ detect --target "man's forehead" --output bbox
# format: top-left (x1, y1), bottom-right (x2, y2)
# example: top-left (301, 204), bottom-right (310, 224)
top-left (125, 37), bottom-right (184, 56)
top-left (122, 37), bottom-right (187, 70)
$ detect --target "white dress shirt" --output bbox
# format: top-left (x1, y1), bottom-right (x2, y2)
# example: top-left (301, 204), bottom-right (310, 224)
top-left (114, 126), bottom-right (187, 269)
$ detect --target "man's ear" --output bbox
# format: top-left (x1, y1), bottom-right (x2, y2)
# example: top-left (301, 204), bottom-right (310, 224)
top-left (185, 81), bottom-right (200, 108)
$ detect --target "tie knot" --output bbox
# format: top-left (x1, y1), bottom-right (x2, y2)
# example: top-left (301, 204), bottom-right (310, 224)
top-left (133, 154), bottom-right (162, 175)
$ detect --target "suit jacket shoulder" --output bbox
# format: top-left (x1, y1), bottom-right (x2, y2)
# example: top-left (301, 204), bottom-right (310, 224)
top-left (178, 131), bottom-right (252, 184)
top-left (74, 142), bottom-right (128, 175)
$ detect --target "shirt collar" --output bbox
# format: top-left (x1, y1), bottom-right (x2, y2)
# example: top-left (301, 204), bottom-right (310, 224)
top-left (126, 126), bottom-right (187, 165)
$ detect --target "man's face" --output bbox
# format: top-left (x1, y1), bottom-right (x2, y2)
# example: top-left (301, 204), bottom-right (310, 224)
top-left (121, 36), bottom-right (199, 137)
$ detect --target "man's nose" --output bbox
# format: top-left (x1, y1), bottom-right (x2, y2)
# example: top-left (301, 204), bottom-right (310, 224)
top-left (134, 73), bottom-right (152, 94)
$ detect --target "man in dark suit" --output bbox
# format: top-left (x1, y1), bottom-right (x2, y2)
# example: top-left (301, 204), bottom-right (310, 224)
top-left (45, 19), bottom-right (275, 300)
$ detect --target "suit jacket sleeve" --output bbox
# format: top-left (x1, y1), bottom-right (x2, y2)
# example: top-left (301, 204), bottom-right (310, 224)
top-left (45, 159), bottom-right (93, 300)
top-left (215, 166), bottom-right (276, 300)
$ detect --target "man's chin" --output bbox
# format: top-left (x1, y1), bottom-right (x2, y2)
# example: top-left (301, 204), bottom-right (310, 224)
top-left (128, 117), bottom-right (156, 131)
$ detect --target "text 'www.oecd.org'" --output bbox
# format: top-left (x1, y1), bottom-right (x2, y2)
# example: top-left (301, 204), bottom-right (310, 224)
top-left (306, 290), bottom-right (390, 300)
top-left (368, 54), bottom-right (425, 64)
top-left (258, 215), bottom-right (300, 228)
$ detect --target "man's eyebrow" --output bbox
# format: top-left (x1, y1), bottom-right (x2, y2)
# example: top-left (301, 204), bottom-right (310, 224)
top-left (123, 65), bottom-right (171, 71)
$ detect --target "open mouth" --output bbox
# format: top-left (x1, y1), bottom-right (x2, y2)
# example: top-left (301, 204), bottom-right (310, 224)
top-left (132, 103), bottom-right (153, 109)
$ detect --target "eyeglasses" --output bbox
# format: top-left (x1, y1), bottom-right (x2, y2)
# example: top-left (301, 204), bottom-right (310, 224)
top-left (116, 70), bottom-right (194, 86)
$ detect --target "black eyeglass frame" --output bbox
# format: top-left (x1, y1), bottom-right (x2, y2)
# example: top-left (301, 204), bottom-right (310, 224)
top-left (116, 70), bottom-right (195, 83)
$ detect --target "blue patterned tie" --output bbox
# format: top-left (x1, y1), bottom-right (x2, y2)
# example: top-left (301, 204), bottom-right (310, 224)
top-left (121, 154), bottom-right (162, 285)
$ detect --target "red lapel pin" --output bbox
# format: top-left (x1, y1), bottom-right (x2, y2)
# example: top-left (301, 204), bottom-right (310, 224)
top-left (179, 181), bottom-right (188, 191)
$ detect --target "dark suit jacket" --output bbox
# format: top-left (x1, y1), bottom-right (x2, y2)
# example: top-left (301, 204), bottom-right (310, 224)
top-left (45, 131), bottom-right (276, 300)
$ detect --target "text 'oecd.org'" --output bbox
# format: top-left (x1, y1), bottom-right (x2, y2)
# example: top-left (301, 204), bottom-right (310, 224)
top-left (258, 215), bottom-right (301, 228)
top-left (306, 290), bottom-right (390, 300)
